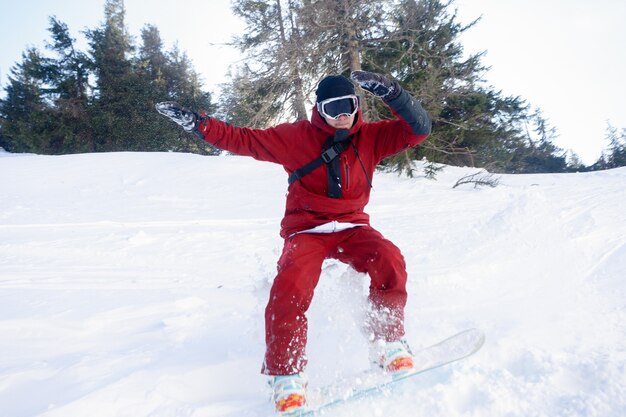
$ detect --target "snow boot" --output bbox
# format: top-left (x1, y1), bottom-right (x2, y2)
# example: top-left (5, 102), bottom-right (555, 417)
top-left (270, 373), bottom-right (307, 415)
top-left (370, 338), bottom-right (415, 377)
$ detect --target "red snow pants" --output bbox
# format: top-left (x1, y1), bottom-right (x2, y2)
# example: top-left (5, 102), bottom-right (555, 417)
top-left (261, 225), bottom-right (408, 375)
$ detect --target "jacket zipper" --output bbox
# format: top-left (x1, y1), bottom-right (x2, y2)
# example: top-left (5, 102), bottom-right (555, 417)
top-left (343, 155), bottom-right (350, 191)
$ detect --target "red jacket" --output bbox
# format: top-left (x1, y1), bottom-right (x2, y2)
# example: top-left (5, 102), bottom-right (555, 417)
top-left (197, 93), bottom-right (430, 238)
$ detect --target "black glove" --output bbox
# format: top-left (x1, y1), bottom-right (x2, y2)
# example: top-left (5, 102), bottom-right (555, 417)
top-left (155, 101), bottom-right (199, 132)
top-left (350, 71), bottom-right (398, 100)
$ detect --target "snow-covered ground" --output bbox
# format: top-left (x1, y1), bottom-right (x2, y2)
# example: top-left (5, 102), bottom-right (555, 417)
top-left (1, 150), bottom-right (624, 417)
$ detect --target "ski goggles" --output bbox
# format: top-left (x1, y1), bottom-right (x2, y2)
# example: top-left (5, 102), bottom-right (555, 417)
top-left (317, 94), bottom-right (359, 120)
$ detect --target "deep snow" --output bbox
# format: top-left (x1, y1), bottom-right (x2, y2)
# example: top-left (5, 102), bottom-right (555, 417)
top-left (0, 150), bottom-right (624, 417)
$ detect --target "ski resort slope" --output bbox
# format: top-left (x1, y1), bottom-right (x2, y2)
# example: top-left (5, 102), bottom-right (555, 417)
top-left (1, 150), bottom-right (624, 417)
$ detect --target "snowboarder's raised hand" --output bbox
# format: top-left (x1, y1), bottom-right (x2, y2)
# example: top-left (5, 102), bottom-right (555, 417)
top-left (155, 101), bottom-right (199, 132)
top-left (350, 71), bottom-right (399, 100)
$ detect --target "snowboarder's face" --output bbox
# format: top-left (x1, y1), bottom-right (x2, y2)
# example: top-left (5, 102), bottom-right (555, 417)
top-left (324, 113), bottom-right (356, 129)
top-left (317, 94), bottom-right (358, 129)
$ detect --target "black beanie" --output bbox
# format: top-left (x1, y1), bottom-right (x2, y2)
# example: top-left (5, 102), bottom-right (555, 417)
top-left (315, 75), bottom-right (355, 103)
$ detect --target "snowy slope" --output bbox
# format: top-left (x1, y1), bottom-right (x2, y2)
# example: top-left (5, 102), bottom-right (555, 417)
top-left (0, 150), bottom-right (625, 417)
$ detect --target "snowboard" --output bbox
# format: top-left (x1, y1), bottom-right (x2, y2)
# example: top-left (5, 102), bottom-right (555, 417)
top-left (293, 328), bottom-right (485, 416)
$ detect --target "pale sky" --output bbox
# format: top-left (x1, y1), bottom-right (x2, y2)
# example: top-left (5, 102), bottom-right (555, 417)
top-left (1, 0), bottom-right (625, 164)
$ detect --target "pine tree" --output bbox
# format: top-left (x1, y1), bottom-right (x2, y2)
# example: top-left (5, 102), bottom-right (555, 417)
top-left (224, 0), bottom-right (390, 125)
top-left (135, 25), bottom-right (216, 153)
top-left (223, 0), bottom-right (568, 174)
top-left (83, 0), bottom-right (214, 152)
top-left (605, 125), bottom-right (626, 168)
top-left (41, 17), bottom-right (93, 152)
top-left (223, 0), bottom-right (313, 125)
top-left (0, 16), bottom-right (93, 154)
top-left (592, 124), bottom-right (626, 170)
top-left (0, 48), bottom-right (48, 152)
top-left (85, 0), bottom-right (137, 151)
top-left (1, 0), bottom-right (216, 154)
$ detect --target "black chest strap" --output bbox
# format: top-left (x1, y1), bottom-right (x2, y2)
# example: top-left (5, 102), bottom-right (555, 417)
top-left (288, 129), bottom-right (351, 199)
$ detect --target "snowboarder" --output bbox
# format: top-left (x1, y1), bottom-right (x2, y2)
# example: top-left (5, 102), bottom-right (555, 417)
top-left (156, 70), bottom-right (431, 415)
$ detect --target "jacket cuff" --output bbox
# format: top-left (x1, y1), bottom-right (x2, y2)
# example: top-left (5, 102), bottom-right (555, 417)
top-left (383, 81), bottom-right (402, 102)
